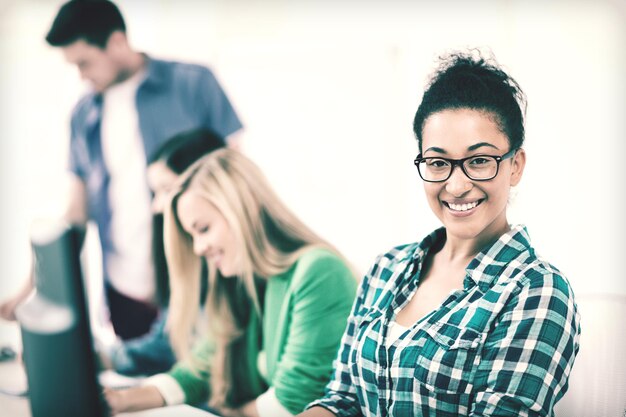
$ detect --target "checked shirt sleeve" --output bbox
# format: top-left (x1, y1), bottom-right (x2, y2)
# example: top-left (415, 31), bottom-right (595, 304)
top-left (471, 268), bottom-right (581, 416)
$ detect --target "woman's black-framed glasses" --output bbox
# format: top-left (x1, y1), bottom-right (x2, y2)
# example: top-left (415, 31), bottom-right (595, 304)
top-left (414, 148), bottom-right (517, 182)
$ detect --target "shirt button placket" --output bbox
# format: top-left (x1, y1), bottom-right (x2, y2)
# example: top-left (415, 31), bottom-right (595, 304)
top-left (377, 341), bottom-right (390, 417)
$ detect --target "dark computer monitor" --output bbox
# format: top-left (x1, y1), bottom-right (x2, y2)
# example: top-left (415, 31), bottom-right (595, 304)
top-left (15, 220), bottom-right (108, 417)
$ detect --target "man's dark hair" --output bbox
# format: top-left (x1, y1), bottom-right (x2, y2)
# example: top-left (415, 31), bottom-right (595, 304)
top-left (45, 0), bottom-right (126, 48)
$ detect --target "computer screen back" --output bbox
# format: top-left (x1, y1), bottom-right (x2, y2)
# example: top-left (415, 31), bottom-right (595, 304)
top-left (16, 220), bottom-right (108, 417)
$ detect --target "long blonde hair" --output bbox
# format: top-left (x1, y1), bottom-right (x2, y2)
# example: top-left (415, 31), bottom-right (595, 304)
top-left (163, 148), bottom-right (340, 406)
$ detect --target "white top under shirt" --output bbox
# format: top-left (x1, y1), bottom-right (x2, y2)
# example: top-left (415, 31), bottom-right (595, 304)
top-left (386, 321), bottom-right (410, 347)
top-left (144, 349), bottom-right (293, 417)
top-left (101, 68), bottom-right (155, 301)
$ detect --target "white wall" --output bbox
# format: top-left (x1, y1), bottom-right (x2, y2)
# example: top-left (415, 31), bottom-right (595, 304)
top-left (1, 0), bottom-right (625, 343)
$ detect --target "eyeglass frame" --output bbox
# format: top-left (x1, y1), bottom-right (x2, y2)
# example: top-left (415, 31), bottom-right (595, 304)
top-left (413, 148), bottom-right (518, 182)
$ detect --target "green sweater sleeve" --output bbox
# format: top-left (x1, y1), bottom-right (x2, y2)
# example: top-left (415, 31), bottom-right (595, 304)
top-left (272, 250), bottom-right (358, 414)
top-left (167, 337), bottom-right (215, 406)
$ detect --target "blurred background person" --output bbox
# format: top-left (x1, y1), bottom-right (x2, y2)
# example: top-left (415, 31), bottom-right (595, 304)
top-left (105, 149), bottom-right (357, 417)
top-left (0, 0), bottom-right (243, 343)
top-left (98, 128), bottom-right (224, 376)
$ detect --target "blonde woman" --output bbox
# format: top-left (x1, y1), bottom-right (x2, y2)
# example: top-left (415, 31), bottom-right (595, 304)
top-left (105, 149), bottom-right (357, 417)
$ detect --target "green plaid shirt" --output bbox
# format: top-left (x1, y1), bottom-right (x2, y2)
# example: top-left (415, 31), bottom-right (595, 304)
top-left (309, 225), bottom-right (580, 417)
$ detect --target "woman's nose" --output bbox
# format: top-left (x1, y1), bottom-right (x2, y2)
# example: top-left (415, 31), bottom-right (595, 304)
top-left (445, 165), bottom-right (473, 196)
top-left (193, 236), bottom-right (209, 257)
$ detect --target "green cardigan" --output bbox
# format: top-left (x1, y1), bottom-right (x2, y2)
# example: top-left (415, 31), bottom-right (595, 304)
top-left (167, 248), bottom-right (357, 414)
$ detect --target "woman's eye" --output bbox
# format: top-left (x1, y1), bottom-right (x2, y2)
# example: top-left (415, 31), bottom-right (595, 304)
top-left (198, 226), bottom-right (209, 234)
top-left (427, 159), bottom-right (448, 168)
top-left (469, 157), bottom-right (490, 165)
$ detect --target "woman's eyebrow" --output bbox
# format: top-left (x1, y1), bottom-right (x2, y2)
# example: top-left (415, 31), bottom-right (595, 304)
top-left (467, 142), bottom-right (500, 151)
top-left (424, 142), bottom-right (499, 155)
top-left (423, 146), bottom-right (446, 154)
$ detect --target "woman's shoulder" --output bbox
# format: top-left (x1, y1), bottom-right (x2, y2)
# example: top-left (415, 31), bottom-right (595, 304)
top-left (287, 247), bottom-right (356, 290)
top-left (486, 225), bottom-right (575, 298)
top-left (365, 241), bottom-right (422, 283)
top-left (372, 228), bottom-right (443, 275)
top-left (515, 254), bottom-right (574, 298)
top-left (295, 246), bottom-right (346, 268)
top-left (379, 241), bottom-right (422, 263)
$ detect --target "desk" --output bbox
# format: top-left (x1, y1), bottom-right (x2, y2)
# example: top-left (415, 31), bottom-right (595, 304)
top-left (119, 406), bottom-right (217, 416)
top-left (0, 356), bottom-right (29, 416)
top-left (0, 359), bottom-right (216, 416)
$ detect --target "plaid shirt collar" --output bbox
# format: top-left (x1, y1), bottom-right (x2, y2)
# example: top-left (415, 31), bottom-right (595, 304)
top-left (410, 224), bottom-right (532, 292)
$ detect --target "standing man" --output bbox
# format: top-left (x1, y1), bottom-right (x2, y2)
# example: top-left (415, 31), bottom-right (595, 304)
top-left (0, 0), bottom-right (242, 340)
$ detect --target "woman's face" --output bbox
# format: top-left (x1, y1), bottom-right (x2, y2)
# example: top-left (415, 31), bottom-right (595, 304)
top-left (420, 108), bottom-right (525, 245)
top-left (147, 161), bottom-right (179, 214)
top-left (176, 191), bottom-right (240, 277)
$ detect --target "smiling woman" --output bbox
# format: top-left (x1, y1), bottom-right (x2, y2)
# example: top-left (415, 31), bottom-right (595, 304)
top-left (418, 108), bottom-right (526, 245)
top-left (300, 50), bottom-right (581, 417)
top-left (105, 148), bottom-right (357, 417)
top-left (176, 192), bottom-right (238, 277)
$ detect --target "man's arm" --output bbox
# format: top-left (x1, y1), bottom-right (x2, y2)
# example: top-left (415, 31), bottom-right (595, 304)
top-left (64, 173), bottom-right (88, 226)
top-left (0, 274), bottom-right (34, 321)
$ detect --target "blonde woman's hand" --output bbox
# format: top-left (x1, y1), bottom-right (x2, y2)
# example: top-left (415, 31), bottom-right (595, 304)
top-left (104, 387), bottom-right (127, 415)
top-left (104, 385), bottom-right (165, 415)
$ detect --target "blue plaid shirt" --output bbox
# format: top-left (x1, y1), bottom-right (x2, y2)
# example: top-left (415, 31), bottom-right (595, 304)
top-left (309, 225), bottom-right (580, 417)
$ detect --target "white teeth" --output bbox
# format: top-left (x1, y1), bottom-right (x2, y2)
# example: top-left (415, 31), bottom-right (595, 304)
top-left (448, 201), bottom-right (479, 211)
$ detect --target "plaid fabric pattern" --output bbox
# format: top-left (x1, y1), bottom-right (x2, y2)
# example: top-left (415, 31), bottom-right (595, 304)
top-left (309, 225), bottom-right (581, 417)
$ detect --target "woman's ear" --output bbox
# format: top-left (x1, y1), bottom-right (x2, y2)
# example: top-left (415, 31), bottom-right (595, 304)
top-left (509, 148), bottom-right (526, 186)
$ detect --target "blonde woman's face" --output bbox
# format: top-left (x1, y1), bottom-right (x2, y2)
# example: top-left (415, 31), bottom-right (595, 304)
top-left (177, 191), bottom-right (240, 277)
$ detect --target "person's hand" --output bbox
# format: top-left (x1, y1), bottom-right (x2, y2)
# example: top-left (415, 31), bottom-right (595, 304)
top-left (104, 387), bottom-right (128, 415)
top-left (0, 293), bottom-right (26, 321)
top-left (103, 385), bottom-right (165, 415)
top-left (0, 279), bottom-right (34, 321)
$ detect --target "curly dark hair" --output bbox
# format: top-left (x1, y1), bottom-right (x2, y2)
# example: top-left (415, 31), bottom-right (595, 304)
top-left (413, 50), bottom-right (527, 152)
